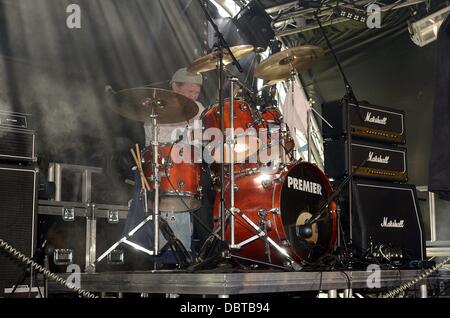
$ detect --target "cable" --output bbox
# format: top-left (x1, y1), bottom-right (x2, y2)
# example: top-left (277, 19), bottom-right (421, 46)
top-left (0, 238), bottom-right (98, 298)
top-left (382, 257), bottom-right (450, 298)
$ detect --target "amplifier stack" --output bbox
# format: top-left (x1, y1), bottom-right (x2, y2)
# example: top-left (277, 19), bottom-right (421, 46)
top-left (322, 100), bottom-right (426, 265)
top-left (0, 110), bottom-right (38, 296)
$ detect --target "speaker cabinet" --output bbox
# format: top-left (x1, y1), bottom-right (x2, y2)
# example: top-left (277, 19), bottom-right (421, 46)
top-left (232, 0), bottom-right (274, 50)
top-left (340, 179), bottom-right (426, 264)
top-left (0, 165), bottom-right (37, 296)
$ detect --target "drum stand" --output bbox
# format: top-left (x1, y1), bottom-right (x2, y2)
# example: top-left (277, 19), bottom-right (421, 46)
top-left (224, 78), bottom-right (302, 271)
top-left (196, 1), bottom-right (302, 271)
top-left (92, 102), bottom-right (167, 269)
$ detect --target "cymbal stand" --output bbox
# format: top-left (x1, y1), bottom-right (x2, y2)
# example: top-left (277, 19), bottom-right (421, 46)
top-left (94, 100), bottom-right (164, 268)
top-left (228, 77), bottom-right (237, 248)
top-left (196, 0), bottom-right (301, 271)
top-left (224, 79), bottom-right (301, 271)
top-left (197, 0), bottom-right (242, 243)
top-left (149, 102), bottom-right (160, 255)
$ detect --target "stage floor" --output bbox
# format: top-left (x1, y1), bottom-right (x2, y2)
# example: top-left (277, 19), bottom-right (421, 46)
top-left (45, 269), bottom-right (449, 297)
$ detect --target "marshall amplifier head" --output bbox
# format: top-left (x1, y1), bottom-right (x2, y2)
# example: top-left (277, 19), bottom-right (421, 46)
top-left (340, 180), bottom-right (426, 265)
top-left (322, 100), bottom-right (406, 144)
top-left (324, 139), bottom-right (408, 182)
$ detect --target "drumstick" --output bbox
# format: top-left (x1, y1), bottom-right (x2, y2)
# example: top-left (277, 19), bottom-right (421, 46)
top-left (130, 148), bottom-right (145, 190)
top-left (135, 145), bottom-right (151, 191)
top-left (135, 144), bottom-right (141, 165)
top-left (130, 148), bottom-right (150, 191)
top-left (134, 144), bottom-right (145, 188)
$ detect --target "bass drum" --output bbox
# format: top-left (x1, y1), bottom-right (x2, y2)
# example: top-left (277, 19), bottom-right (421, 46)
top-left (213, 161), bottom-right (337, 265)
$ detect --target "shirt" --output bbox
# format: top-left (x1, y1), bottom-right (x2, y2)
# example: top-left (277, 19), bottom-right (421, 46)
top-left (144, 101), bottom-right (205, 146)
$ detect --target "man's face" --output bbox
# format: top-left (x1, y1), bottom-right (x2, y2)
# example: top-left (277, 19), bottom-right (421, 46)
top-left (172, 82), bottom-right (201, 102)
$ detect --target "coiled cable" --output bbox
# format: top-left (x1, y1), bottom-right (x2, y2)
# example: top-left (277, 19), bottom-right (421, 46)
top-left (0, 238), bottom-right (98, 298)
top-left (382, 257), bottom-right (450, 298)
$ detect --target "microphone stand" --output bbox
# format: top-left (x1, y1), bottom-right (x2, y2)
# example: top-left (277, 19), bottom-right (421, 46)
top-left (313, 11), bottom-right (362, 252)
top-left (304, 157), bottom-right (369, 228)
top-left (197, 0), bottom-right (243, 244)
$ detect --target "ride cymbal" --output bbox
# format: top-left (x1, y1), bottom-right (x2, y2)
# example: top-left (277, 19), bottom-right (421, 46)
top-left (187, 45), bottom-right (254, 73)
top-left (255, 45), bottom-right (324, 81)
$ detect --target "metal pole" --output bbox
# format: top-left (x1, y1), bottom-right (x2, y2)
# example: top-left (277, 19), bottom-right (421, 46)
top-left (230, 77), bottom-right (237, 247)
top-left (219, 49), bottom-right (226, 242)
top-left (429, 191), bottom-right (437, 242)
top-left (54, 163), bottom-right (62, 202)
top-left (81, 170), bottom-right (92, 203)
top-left (420, 284), bottom-right (428, 298)
top-left (328, 289), bottom-right (338, 298)
top-left (343, 288), bottom-right (353, 298)
top-left (307, 110), bottom-right (312, 162)
top-left (152, 112), bottom-right (160, 255)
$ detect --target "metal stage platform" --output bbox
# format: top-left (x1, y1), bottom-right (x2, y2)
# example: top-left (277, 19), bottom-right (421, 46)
top-left (45, 269), bottom-right (447, 298)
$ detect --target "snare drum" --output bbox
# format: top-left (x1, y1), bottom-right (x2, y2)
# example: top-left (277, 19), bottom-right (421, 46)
top-left (213, 161), bottom-right (337, 265)
top-left (202, 99), bottom-right (261, 163)
top-left (143, 144), bottom-right (202, 212)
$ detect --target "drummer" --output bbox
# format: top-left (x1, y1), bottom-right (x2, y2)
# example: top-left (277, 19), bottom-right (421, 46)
top-left (144, 68), bottom-right (204, 147)
top-left (143, 68), bottom-right (214, 260)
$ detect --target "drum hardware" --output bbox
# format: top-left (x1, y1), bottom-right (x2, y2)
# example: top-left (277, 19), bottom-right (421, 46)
top-left (226, 205), bottom-right (303, 271)
top-left (191, 3), bottom-right (304, 271)
top-left (302, 157), bottom-right (369, 245)
top-left (95, 88), bottom-right (201, 267)
top-left (222, 77), bottom-right (302, 270)
top-left (261, 179), bottom-right (274, 189)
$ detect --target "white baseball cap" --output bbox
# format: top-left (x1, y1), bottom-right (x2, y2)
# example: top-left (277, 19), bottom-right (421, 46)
top-left (171, 68), bottom-right (203, 86)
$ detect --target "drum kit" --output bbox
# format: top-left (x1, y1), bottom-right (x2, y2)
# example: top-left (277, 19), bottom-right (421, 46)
top-left (101, 43), bottom-right (338, 271)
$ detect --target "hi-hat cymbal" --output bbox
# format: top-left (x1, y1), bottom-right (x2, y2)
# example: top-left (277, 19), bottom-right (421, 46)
top-left (187, 45), bottom-right (254, 73)
top-left (255, 45), bottom-right (324, 81)
top-left (107, 87), bottom-right (199, 124)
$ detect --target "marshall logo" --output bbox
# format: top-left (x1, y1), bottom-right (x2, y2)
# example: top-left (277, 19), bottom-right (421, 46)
top-left (380, 217), bottom-right (404, 228)
top-left (365, 112), bottom-right (388, 125)
top-left (368, 151), bottom-right (390, 164)
top-left (287, 176), bottom-right (322, 195)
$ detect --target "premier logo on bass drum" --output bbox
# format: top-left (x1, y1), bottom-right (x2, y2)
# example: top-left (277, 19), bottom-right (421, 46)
top-left (287, 176), bottom-right (322, 195)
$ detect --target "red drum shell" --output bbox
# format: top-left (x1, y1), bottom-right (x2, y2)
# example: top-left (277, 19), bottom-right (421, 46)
top-left (143, 144), bottom-right (201, 212)
top-left (202, 99), bottom-right (261, 163)
top-left (213, 161), bottom-right (337, 265)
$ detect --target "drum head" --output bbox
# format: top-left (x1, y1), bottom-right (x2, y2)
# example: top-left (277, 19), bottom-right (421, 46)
top-left (280, 162), bottom-right (336, 263)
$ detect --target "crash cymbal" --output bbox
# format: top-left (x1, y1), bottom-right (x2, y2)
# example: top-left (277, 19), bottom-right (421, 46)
top-left (187, 45), bottom-right (254, 73)
top-left (107, 87), bottom-right (199, 124)
top-left (255, 45), bottom-right (324, 81)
